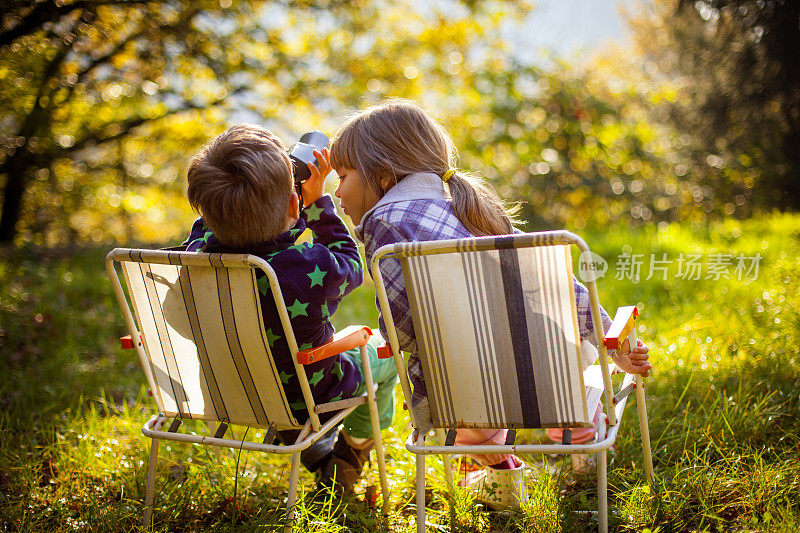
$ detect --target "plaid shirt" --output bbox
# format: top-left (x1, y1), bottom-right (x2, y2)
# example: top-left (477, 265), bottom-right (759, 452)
top-left (356, 173), bottom-right (611, 427)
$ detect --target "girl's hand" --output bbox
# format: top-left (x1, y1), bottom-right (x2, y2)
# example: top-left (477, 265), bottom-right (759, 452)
top-left (302, 148), bottom-right (331, 207)
top-left (610, 337), bottom-right (652, 377)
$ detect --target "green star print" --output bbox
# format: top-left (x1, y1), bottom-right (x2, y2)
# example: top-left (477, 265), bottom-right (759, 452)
top-left (320, 302), bottom-right (330, 319)
top-left (257, 275), bottom-right (270, 295)
top-left (329, 393), bottom-right (343, 402)
top-left (338, 279), bottom-right (348, 296)
top-left (329, 240), bottom-right (347, 250)
top-left (307, 266), bottom-right (326, 287)
top-left (265, 328), bottom-right (281, 348)
top-left (279, 371), bottom-right (293, 384)
top-left (288, 243), bottom-right (309, 254)
top-left (348, 257), bottom-right (361, 273)
top-left (290, 399), bottom-right (307, 411)
top-left (332, 361), bottom-right (344, 380)
top-left (299, 342), bottom-right (313, 351)
top-left (308, 369), bottom-right (325, 386)
top-left (286, 299), bottom-right (309, 318)
top-left (304, 203), bottom-right (324, 222)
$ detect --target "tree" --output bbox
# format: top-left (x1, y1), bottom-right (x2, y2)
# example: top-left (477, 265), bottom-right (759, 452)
top-left (626, 0), bottom-right (800, 211)
top-left (0, 0), bottom-right (524, 245)
top-left (0, 1), bottom-right (262, 243)
top-left (447, 58), bottom-right (696, 230)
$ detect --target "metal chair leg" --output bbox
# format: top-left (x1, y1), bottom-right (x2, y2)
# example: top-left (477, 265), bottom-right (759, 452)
top-left (284, 451), bottom-right (302, 533)
top-left (284, 424), bottom-right (310, 533)
top-left (435, 428), bottom-right (454, 491)
top-left (597, 448), bottom-right (608, 533)
top-left (635, 375), bottom-right (655, 484)
top-left (415, 433), bottom-right (426, 533)
top-left (360, 346), bottom-right (391, 515)
top-left (143, 437), bottom-right (159, 527)
top-left (597, 415), bottom-right (608, 533)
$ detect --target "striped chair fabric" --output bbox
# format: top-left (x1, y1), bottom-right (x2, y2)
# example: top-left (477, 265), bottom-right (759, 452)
top-left (397, 236), bottom-right (590, 429)
top-left (120, 250), bottom-right (298, 429)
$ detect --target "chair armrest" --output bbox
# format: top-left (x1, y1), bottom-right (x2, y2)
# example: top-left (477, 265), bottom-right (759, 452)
top-left (120, 334), bottom-right (144, 349)
top-left (603, 305), bottom-right (639, 350)
top-left (297, 326), bottom-right (373, 364)
top-left (377, 342), bottom-right (394, 359)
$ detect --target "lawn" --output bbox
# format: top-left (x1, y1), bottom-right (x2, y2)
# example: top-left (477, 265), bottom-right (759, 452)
top-left (1, 214), bottom-right (799, 532)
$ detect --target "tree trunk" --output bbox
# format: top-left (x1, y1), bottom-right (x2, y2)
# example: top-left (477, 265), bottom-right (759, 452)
top-left (780, 129), bottom-right (800, 210)
top-left (0, 157), bottom-right (32, 244)
top-left (776, 0), bottom-right (800, 209)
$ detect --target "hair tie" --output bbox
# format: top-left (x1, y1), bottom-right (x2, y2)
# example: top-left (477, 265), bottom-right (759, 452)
top-left (442, 169), bottom-right (456, 183)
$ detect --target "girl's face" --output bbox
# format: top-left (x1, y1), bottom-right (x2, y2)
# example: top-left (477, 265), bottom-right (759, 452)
top-left (334, 167), bottom-right (381, 225)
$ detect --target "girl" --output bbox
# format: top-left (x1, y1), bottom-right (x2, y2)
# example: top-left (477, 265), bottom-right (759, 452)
top-left (327, 99), bottom-right (651, 508)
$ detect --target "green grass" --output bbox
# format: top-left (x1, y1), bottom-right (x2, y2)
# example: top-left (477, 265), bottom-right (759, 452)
top-left (2, 213), bottom-right (799, 531)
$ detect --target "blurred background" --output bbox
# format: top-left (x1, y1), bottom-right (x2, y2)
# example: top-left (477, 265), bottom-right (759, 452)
top-left (3, 3), bottom-right (800, 530)
top-left (2, 0), bottom-right (798, 246)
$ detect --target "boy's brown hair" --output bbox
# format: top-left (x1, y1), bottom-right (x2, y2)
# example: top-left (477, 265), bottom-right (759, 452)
top-left (187, 124), bottom-right (293, 247)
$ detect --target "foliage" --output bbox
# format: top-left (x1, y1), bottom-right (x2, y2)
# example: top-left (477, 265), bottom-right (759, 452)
top-left (2, 215), bottom-right (800, 530)
top-left (1, 0), bottom-right (242, 244)
top-left (445, 32), bottom-right (799, 229)
top-left (0, 0), bottom-right (525, 246)
top-left (3, 1), bottom-right (797, 246)
top-left (625, 0), bottom-right (800, 212)
top-left (449, 60), bottom-right (694, 230)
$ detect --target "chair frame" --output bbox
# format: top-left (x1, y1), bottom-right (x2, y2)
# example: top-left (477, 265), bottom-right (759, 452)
top-left (106, 248), bottom-right (390, 531)
top-left (370, 230), bottom-right (653, 533)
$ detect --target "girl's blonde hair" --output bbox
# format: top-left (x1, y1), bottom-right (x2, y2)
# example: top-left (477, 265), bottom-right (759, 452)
top-left (330, 99), bottom-right (519, 236)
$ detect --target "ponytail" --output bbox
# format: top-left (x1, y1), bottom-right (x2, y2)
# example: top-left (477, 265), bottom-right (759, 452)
top-left (446, 172), bottom-right (521, 236)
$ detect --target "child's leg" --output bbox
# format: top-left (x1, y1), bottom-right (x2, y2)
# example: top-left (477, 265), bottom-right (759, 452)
top-left (277, 426), bottom-right (338, 473)
top-left (455, 429), bottom-right (520, 468)
top-left (320, 333), bottom-right (398, 493)
top-left (455, 429), bottom-right (526, 510)
top-left (546, 404), bottom-right (602, 444)
top-left (340, 333), bottom-right (399, 438)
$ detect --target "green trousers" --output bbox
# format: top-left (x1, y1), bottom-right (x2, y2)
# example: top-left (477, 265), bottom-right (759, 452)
top-left (340, 334), bottom-right (399, 439)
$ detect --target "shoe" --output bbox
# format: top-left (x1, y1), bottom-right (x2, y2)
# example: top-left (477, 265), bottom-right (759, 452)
top-left (277, 426), bottom-right (338, 474)
top-left (461, 462), bottom-right (528, 510)
top-left (318, 433), bottom-right (374, 495)
top-left (571, 445), bottom-right (615, 474)
top-left (571, 453), bottom-right (594, 474)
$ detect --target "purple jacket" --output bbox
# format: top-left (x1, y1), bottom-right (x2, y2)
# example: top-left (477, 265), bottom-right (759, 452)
top-left (356, 172), bottom-right (612, 424)
top-left (183, 195), bottom-right (363, 422)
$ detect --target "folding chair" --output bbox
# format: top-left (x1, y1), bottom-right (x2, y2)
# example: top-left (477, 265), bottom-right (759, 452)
top-left (106, 248), bottom-right (390, 531)
top-left (370, 231), bottom-right (654, 533)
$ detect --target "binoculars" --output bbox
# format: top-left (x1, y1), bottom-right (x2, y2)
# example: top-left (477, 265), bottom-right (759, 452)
top-left (289, 131), bottom-right (329, 204)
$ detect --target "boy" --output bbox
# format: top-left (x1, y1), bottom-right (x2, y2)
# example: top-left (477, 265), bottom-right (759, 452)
top-left (182, 124), bottom-right (397, 493)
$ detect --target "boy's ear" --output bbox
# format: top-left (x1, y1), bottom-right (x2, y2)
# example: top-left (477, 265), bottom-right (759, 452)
top-left (288, 191), bottom-right (300, 219)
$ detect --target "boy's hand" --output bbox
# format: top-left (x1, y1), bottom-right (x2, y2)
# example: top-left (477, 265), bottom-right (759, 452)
top-left (302, 148), bottom-right (331, 207)
top-left (610, 337), bottom-right (652, 377)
